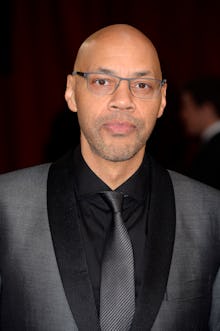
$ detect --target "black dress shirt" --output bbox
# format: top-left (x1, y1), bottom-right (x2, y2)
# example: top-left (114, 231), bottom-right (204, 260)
top-left (72, 147), bottom-right (151, 313)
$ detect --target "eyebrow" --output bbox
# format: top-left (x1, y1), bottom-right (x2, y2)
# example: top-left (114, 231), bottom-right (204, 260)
top-left (95, 67), bottom-right (154, 77)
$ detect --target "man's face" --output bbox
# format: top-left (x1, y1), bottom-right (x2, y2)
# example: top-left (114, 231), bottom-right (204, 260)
top-left (67, 28), bottom-right (166, 163)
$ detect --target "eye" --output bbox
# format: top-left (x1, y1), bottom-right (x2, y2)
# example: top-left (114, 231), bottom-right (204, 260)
top-left (134, 81), bottom-right (152, 89)
top-left (90, 75), bottom-right (113, 87)
top-left (95, 78), bottom-right (109, 86)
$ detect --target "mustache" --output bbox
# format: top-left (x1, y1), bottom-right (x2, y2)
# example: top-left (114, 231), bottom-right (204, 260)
top-left (95, 113), bottom-right (143, 128)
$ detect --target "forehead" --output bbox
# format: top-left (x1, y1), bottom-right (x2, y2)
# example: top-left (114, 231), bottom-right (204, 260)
top-left (75, 29), bottom-right (161, 78)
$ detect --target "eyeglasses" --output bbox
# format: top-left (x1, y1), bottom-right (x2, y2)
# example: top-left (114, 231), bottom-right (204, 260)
top-left (72, 71), bottom-right (167, 99)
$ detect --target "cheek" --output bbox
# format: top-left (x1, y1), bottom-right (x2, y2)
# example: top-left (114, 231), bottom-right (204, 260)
top-left (146, 114), bottom-right (159, 132)
top-left (140, 101), bottom-right (163, 123)
top-left (75, 96), bottom-right (94, 125)
top-left (75, 92), bottom-right (105, 117)
top-left (77, 109), bottom-right (91, 130)
top-left (76, 103), bottom-right (100, 135)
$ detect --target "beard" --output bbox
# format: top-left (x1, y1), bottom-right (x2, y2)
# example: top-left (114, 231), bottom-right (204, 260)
top-left (79, 113), bottom-right (149, 162)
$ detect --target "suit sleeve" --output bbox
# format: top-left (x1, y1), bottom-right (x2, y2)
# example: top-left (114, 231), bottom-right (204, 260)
top-left (209, 266), bottom-right (220, 329)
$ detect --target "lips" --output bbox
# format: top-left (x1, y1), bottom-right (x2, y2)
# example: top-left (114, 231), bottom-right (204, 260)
top-left (103, 121), bottom-right (136, 135)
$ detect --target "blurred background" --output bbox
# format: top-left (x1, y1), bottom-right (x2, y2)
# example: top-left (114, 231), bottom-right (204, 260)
top-left (1, 0), bottom-right (220, 174)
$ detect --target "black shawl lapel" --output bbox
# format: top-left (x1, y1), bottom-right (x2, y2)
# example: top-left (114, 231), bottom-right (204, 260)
top-left (131, 157), bottom-right (176, 330)
top-left (47, 151), bottom-right (100, 331)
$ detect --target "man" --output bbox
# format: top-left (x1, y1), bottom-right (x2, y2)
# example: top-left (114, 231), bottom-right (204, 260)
top-left (180, 77), bottom-right (220, 189)
top-left (0, 24), bottom-right (220, 330)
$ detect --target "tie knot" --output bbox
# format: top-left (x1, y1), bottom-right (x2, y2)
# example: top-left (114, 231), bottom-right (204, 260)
top-left (100, 191), bottom-right (124, 214)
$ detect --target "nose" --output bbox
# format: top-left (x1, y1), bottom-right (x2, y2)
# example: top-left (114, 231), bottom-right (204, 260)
top-left (108, 80), bottom-right (135, 112)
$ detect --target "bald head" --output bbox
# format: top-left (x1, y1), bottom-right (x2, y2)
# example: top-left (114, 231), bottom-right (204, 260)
top-left (74, 24), bottom-right (162, 79)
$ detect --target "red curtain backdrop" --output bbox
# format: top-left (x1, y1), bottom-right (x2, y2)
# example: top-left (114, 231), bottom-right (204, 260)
top-left (1, 0), bottom-right (220, 173)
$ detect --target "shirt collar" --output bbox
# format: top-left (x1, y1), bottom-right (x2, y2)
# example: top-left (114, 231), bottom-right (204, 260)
top-left (73, 146), bottom-right (150, 202)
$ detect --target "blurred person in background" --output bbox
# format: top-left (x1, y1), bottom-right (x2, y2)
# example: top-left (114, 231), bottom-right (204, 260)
top-left (180, 77), bottom-right (220, 189)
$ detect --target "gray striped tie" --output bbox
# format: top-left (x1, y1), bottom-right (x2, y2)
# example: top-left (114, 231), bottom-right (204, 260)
top-left (100, 191), bottom-right (135, 331)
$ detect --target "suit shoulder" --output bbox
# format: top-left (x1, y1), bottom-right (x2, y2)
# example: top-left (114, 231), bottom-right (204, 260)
top-left (0, 163), bottom-right (51, 197)
top-left (168, 170), bottom-right (220, 207)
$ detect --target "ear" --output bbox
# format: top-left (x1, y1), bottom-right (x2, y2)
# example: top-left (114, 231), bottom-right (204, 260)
top-left (157, 83), bottom-right (167, 118)
top-left (65, 75), bottom-right (77, 112)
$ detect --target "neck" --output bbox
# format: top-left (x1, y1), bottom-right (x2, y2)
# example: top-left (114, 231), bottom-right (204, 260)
top-left (81, 148), bottom-right (145, 190)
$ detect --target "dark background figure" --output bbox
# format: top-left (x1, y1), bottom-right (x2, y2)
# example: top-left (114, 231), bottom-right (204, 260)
top-left (180, 76), bottom-right (220, 189)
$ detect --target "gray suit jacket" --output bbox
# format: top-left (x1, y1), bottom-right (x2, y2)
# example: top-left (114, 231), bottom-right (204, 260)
top-left (0, 156), bottom-right (220, 330)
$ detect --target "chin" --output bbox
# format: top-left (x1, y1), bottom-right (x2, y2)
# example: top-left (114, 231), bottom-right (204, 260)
top-left (94, 144), bottom-right (144, 163)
